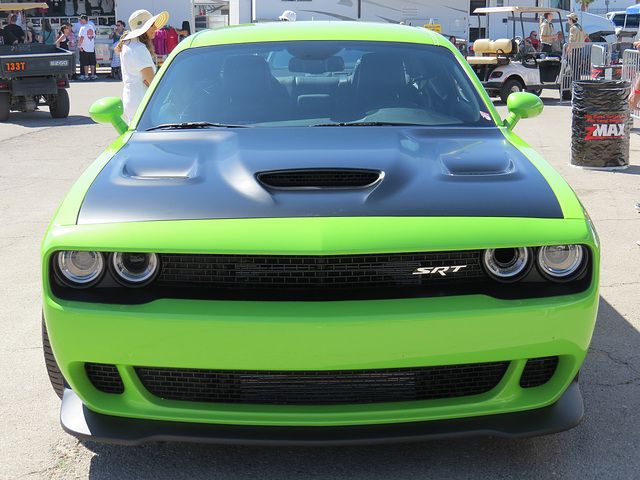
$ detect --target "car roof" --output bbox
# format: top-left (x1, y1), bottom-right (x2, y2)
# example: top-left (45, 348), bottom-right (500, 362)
top-left (186, 21), bottom-right (445, 48)
top-left (474, 6), bottom-right (564, 14)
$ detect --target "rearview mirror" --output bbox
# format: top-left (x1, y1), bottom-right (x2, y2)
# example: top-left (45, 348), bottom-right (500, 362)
top-left (89, 97), bottom-right (128, 135)
top-left (503, 92), bottom-right (543, 130)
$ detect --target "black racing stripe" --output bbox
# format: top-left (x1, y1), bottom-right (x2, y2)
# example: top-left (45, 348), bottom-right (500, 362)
top-left (77, 127), bottom-right (563, 225)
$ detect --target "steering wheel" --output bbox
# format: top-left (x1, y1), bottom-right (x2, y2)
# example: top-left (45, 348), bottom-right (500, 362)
top-left (522, 54), bottom-right (538, 68)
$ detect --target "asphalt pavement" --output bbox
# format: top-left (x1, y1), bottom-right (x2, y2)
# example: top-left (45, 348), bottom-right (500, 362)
top-left (0, 78), bottom-right (639, 480)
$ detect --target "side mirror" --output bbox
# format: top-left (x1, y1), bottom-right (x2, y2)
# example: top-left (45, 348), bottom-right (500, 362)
top-left (89, 97), bottom-right (128, 135)
top-left (503, 92), bottom-right (543, 130)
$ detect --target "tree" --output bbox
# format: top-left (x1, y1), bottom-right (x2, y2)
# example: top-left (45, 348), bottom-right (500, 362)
top-left (575, 0), bottom-right (595, 12)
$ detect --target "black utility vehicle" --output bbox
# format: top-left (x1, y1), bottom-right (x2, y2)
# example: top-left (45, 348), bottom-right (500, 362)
top-left (0, 43), bottom-right (75, 121)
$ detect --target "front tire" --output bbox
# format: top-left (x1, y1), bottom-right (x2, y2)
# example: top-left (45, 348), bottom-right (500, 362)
top-left (49, 89), bottom-right (70, 119)
top-left (42, 315), bottom-right (66, 399)
top-left (500, 78), bottom-right (524, 103)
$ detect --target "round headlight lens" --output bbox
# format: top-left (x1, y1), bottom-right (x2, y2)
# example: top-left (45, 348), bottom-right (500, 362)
top-left (56, 251), bottom-right (104, 287)
top-left (483, 247), bottom-right (531, 282)
top-left (111, 252), bottom-right (159, 286)
top-left (538, 245), bottom-right (584, 281)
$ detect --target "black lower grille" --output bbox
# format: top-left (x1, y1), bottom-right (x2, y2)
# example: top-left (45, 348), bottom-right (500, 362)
top-left (135, 362), bottom-right (509, 405)
top-left (85, 363), bottom-right (125, 394)
top-left (520, 356), bottom-right (559, 388)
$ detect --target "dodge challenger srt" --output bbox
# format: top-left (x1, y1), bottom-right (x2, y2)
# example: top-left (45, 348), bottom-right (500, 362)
top-left (41, 21), bottom-right (600, 445)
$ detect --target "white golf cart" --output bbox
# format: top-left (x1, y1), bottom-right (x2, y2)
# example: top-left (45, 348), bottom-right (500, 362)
top-left (468, 6), bottom-right (571, 102)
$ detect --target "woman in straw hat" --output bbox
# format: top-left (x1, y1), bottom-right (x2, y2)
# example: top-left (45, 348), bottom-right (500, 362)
top-left (114, 9), bottom-right (169, 121)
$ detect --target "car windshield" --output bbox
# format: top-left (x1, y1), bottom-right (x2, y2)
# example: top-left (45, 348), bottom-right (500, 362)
top-left (138, 40), bottom-right (495, 129)
top-left (612, 13), bottom-right (640, 28)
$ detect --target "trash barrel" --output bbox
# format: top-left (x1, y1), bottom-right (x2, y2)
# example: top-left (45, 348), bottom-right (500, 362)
top-left (590, 64), bottom-right (622, 81)
top-left (570, 80), bottom-right (631, 169)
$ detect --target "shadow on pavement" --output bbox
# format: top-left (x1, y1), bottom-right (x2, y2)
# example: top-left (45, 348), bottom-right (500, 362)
top-left (2, 114), bottom-right (95, 128)
top-left (79, 296), bottom-right (640, 480)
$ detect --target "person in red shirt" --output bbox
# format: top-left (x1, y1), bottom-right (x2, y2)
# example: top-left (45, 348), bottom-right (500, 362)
top-left (526, 31), bottom-right (539, 51)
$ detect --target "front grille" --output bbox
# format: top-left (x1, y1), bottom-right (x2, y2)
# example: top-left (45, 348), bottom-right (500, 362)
top-left (135, 362), bottom-right (509, 405)
top-left (158, 251), bottom-right (483, 293)
top-left (519, 356), bottom-right (559, 388)
top-left (51, 249), bottom-right (592, 304)
top-left (256, 169), bottom-right (382, 189)
top-left (85, 363), bottom-right (125, 394)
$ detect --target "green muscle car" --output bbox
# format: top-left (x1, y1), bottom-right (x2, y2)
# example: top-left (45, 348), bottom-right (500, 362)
top-left (41, 21), bottom-right (599, 445)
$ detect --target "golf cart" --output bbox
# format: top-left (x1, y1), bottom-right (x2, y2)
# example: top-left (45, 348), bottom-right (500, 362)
top-left (468, 6), bottom-right (571, 102)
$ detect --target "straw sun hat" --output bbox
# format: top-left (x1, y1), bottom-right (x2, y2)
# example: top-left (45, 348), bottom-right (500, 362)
top-left (122, 9), bottom-right (169, 41)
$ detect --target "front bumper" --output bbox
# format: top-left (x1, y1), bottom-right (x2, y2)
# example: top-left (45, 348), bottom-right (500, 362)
top-left (60, 379), bottom-right (583, 445)
top-left (44, 290), bottom-right (597, 430)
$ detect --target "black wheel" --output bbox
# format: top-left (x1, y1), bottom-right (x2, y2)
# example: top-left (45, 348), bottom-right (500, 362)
top-left (0, 93), bottom-right (10, 122)
top-left (42, 315), bottom-right (66, 399)
top-left (527, 88), bottom-right (543, 96)
top-left (49, 88), bottom-right (70, 119)
top-left (562, 89), bottom-right (572, 101)
top-left (500, 78), bottom-right (524, 103)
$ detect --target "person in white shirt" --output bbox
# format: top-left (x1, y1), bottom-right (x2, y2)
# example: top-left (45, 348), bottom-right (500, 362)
top-left (114, 9), bottom-right (169, 122)
top-left (6, 10), bottom-right (25, 29)
top-left (72, 16), bottom-right (95, 37)
top-left (77, 15), bottom-right (97, 80)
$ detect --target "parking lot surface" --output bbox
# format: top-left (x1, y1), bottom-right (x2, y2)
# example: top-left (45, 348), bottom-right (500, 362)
top-left (1, 79), bottom-right (639, 479)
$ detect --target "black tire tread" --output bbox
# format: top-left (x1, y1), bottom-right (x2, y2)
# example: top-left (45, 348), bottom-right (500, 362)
top-left (0, 93), bottom-right (10, 122)
top-left (49, 88), bottom-right (70, 119)
top-left (42, 315), bottom-right (65, 399)
top-left (500, 78), bottom-right (524, 104)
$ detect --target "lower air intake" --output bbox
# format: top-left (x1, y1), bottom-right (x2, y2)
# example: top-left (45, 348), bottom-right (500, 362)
top-left (520, 356), bottom-right (559, 388)
top-left (135, 362), bottom-right (509, 405)
top-left (85, 362), bottom-right (125, 394)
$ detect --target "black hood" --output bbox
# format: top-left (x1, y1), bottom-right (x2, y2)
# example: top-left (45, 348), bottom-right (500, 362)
top-left (77, 127), bottom-right (563, 224)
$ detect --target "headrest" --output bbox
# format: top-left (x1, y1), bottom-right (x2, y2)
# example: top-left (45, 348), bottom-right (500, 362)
top-left (472, 38), bottom-right (513, 54)
top-left (492, 38), bottom-right (513, 53)
top-left (472, 39), bottom-right (493, 53)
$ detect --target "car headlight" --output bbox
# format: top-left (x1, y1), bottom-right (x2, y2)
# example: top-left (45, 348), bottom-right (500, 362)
top-left (111, 252), bottom-right (159, 287)
top-left (56, 251), bottom-right (105, 287)
top-left (537, 245), bottom-right (585, 282)
top-left (483, 247), bottom-right (531, 282)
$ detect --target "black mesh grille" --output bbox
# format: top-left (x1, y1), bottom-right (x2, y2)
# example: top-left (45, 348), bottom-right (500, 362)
top-left (135, 362), bottom-right (509, 405)
top-left (520, 356), bottom-right (559, 388)
top-left (158, 251), bottom-right (483, 291)
top-left (51, 249), bottom-right (592, 304)
top-left (85, 363), bottom-right (125, 394)
top-left (256, 169), bottom-right (382, 189)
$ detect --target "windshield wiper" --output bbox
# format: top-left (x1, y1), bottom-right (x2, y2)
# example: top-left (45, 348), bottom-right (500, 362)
top-left (310, 121), bottom-right (421, 127)
top-left (146, 122), bottom-right (250, 131)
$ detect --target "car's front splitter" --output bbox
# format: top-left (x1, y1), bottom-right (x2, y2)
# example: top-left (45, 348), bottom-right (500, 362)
top-left (60, 379), bottom-right (583, 446)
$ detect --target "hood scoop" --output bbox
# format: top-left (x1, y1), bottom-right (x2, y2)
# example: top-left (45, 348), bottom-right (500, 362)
top-left (256, 168), bottom-right (383, 190)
